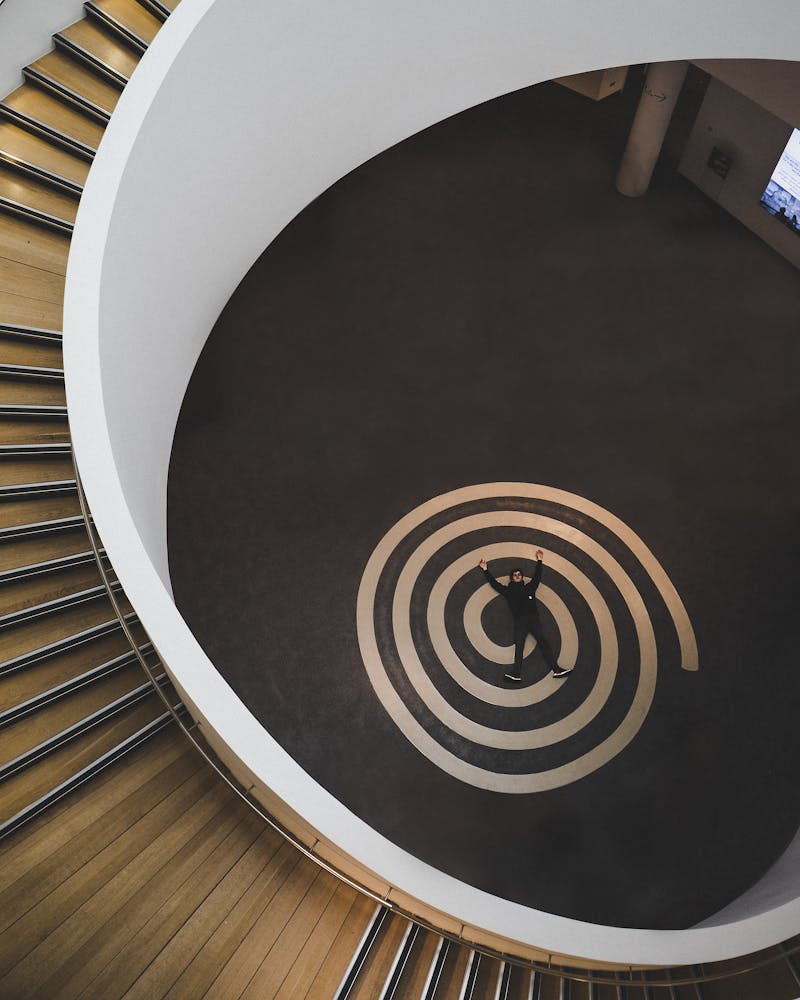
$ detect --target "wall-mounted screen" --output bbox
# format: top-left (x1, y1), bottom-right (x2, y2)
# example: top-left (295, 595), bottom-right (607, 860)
top-left (761, 128), bottom-right (800, 234)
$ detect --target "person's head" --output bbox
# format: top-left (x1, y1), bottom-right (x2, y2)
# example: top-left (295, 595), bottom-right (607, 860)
top-left (510, 567), bottom-right (524, 583)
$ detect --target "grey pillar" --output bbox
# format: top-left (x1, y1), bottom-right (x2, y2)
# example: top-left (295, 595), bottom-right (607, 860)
top-left (616, 60), bottom-right (689, 197)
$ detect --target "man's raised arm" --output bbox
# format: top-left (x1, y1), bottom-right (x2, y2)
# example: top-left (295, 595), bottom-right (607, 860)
top-left (479, 559), bottom-right (506, 594)
top-left (529, 549), bottom-right (544, 590)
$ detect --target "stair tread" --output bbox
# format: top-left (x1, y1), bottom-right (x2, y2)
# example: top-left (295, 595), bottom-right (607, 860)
top-left (0, 662), bottom-right (149, 767)
top-left (3, 85), bottom-right (104, 151)
top-left (90, 0), bottom-right (163, 45)
top-left (0, 560), bottom-right (100, 619)
top-left (0, 596), bottom-right (131, 667)
top-left (0, 213), bottom-right (70, 277)
top-left (304, 893), bottom-right (377, 1000)
top-left (29, 52), bottom-right (121, 115)
top-left (0, 377), bottom-right (66, 407)
top-left (0, 692), bottom-right (165, 825)
top-left (0, 256), bottom-right (66, 321)
top-left (0, 120), bottom-right (89, 187)
top-left (0, 457), bottom-right (73, 487)
top-left (0, 162), bottom-right (78, 223)
top-left (0, 290), bottom-right (63, 332)
top-left (0, 630), bottom-right (139, 714)
top-left (59, 18), bottom-right (140, 80)
top-left (0, 529), bottom-right (89, 575)
top-left (0, 494), bottom-right (81, 530)
top-left (0, 417), bottom-right (70, 447)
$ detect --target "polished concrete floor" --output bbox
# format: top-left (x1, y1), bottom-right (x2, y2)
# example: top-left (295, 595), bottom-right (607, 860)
top-left (168, 73), bottom-right (800, 929)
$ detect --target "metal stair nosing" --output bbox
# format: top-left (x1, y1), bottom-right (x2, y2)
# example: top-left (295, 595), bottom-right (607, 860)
top-left (52, 32), bottom-right (130, 90)
top-left (0, 672), bottom-right (167, 782)
top-left (379, 920), bottom-right (418, 1000)
top-left (496, 962), bottom-right (511, 1000)
top-left (0, 480), bottom-right (77, 501)
top-left (0, 323), bottom-right (63, 345)
top-left (0, 514), bottom-right (86, 542)
top-left (0, 709), bottom-right (174, 841)
top-left (22, 65), bottom-right (112, 125)
top-left (0, 102), bottom-right (96, 163)
top-left (136, 0), bottom-right (171, 23)
top-left (0, 148), bottom-right (83, 198)
top-left (0, 403), bottom-right (69, 419)
top-left (0, 443), bottom-right (71, 459)
top-left (0, 611), bottom-right (138, 677)
top-left (333, 904), bottom-right (391, 1000)
top-left (0, 581), bottom-right (122, 631)
top-left (0, 549), bottom-right (97, 585)
top-left (460, 950), bottom-right (480, 1000)
top-left (0, 642), bottom-right (155, 728)
top-left (0, 362), bottom-right (65, 381)
top-left (421, 938), bottom-right (449, 1000)
top-left (0, 194), bottom-right (74, 235)
top-left (84, 1), bottom-right (149, 54)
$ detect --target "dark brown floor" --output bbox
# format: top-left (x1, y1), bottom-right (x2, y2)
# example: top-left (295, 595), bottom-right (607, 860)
top-left (168, 72), bottom-right (800, 929)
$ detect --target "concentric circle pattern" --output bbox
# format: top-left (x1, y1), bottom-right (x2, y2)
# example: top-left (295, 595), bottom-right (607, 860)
top-left (357, 483), bottom-right (698, 793)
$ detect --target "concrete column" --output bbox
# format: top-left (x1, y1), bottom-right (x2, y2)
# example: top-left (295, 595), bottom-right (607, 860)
top-left (616, 60), bottom-right (689, 197)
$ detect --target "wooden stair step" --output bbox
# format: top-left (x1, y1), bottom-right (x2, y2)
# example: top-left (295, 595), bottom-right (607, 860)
top-left (57, 18), bottom-right (141, 84)
top-left (237, 868), bottom-right (342, 1000)
top-left (0, 457), bottom-right (74, 488)
top-left (174, 850), bottom-right (321, 1000)
top-left (0, 162), bottom-right (79, 225)
top-left (278, 885), bottom-right (371, 1000)
top-left (2, 85), bottom-right (104, 154)
top-left (27, 51), bottom-right (121, 118)
top-left (304, 893), bottom-right (377, 999)
top-left (0, 213), bottom-right (70, 276)
top-left (0, 417), bottom-right (70, 446)
top-left (0, 289), bottom-right (63, 332)
top-left (0, 747), bottom-right (219, 984)
top-left (87, 0), bottom-right (163, 48)
top-left (0, 262), bottom-right (66, 323)
top-left (0, 597), bottom-right (135, 670)
top-left (391, 927), bottom-right (444, 998)
top-left (0, 692), bottom-right (166, 827)
top-left (0, 725), bottom-right (190, 887)
top-left (346, 911), bottom-right (411, 1000)
top-left (427, 941), bottom-right (472, 999)
top-left (0, 559), bottom-right (101, 618)
top-left (0, 634), bottom-right (146, 718)
top-left (0, 527), bottom-right (90, 574)
top-left (0, 375), bottom-right (66, 407)
top-left (0, 493), bottom-right (82, 530)
top-left (0, 121), bottom-right (89, 191)
top-left (35, 787), bottom-right (257, 1000)
top-left (75, 807), bottom-right (272, 1000)
top-left (0, 661), bottom-right (148, 768)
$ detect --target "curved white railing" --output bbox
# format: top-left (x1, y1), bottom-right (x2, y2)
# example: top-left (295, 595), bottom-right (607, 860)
top-left (64, 0), bottom-right (800, 967)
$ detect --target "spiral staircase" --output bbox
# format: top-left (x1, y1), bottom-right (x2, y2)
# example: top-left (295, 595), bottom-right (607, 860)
top-left (1, 2), bottom-right (800, 996)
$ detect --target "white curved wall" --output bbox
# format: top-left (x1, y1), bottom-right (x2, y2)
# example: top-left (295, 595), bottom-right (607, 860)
top-left (64, 0), bottom-right (800, 966)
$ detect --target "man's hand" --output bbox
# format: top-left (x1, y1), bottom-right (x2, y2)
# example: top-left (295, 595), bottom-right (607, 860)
top-left (536, 549), bottom-right (544, 561)
top-left (479, 559), bottom-right (487, 571)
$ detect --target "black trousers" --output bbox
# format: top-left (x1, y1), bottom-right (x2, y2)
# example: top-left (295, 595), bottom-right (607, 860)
top-left (513, 612), bottom-right (557, 674)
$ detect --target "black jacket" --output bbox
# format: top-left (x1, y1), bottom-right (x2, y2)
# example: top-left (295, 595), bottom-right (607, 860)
top-left (482, 562), bottom-right (542, 618)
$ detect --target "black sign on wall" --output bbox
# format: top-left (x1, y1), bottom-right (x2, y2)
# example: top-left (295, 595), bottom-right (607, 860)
top-left (707, 146), bottom-right (733, 179)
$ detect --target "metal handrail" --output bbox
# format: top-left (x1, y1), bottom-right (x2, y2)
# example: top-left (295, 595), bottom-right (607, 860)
top-left (70, 464), bottom-right (800, 990)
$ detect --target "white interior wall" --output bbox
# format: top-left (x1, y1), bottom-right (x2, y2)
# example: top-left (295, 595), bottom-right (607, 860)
top-left (679, 77), bottom-right (800, 268)
top-left (0, 0), bottom-right (85, 96)
top-left (64, 0), bottom-right (800, 966)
